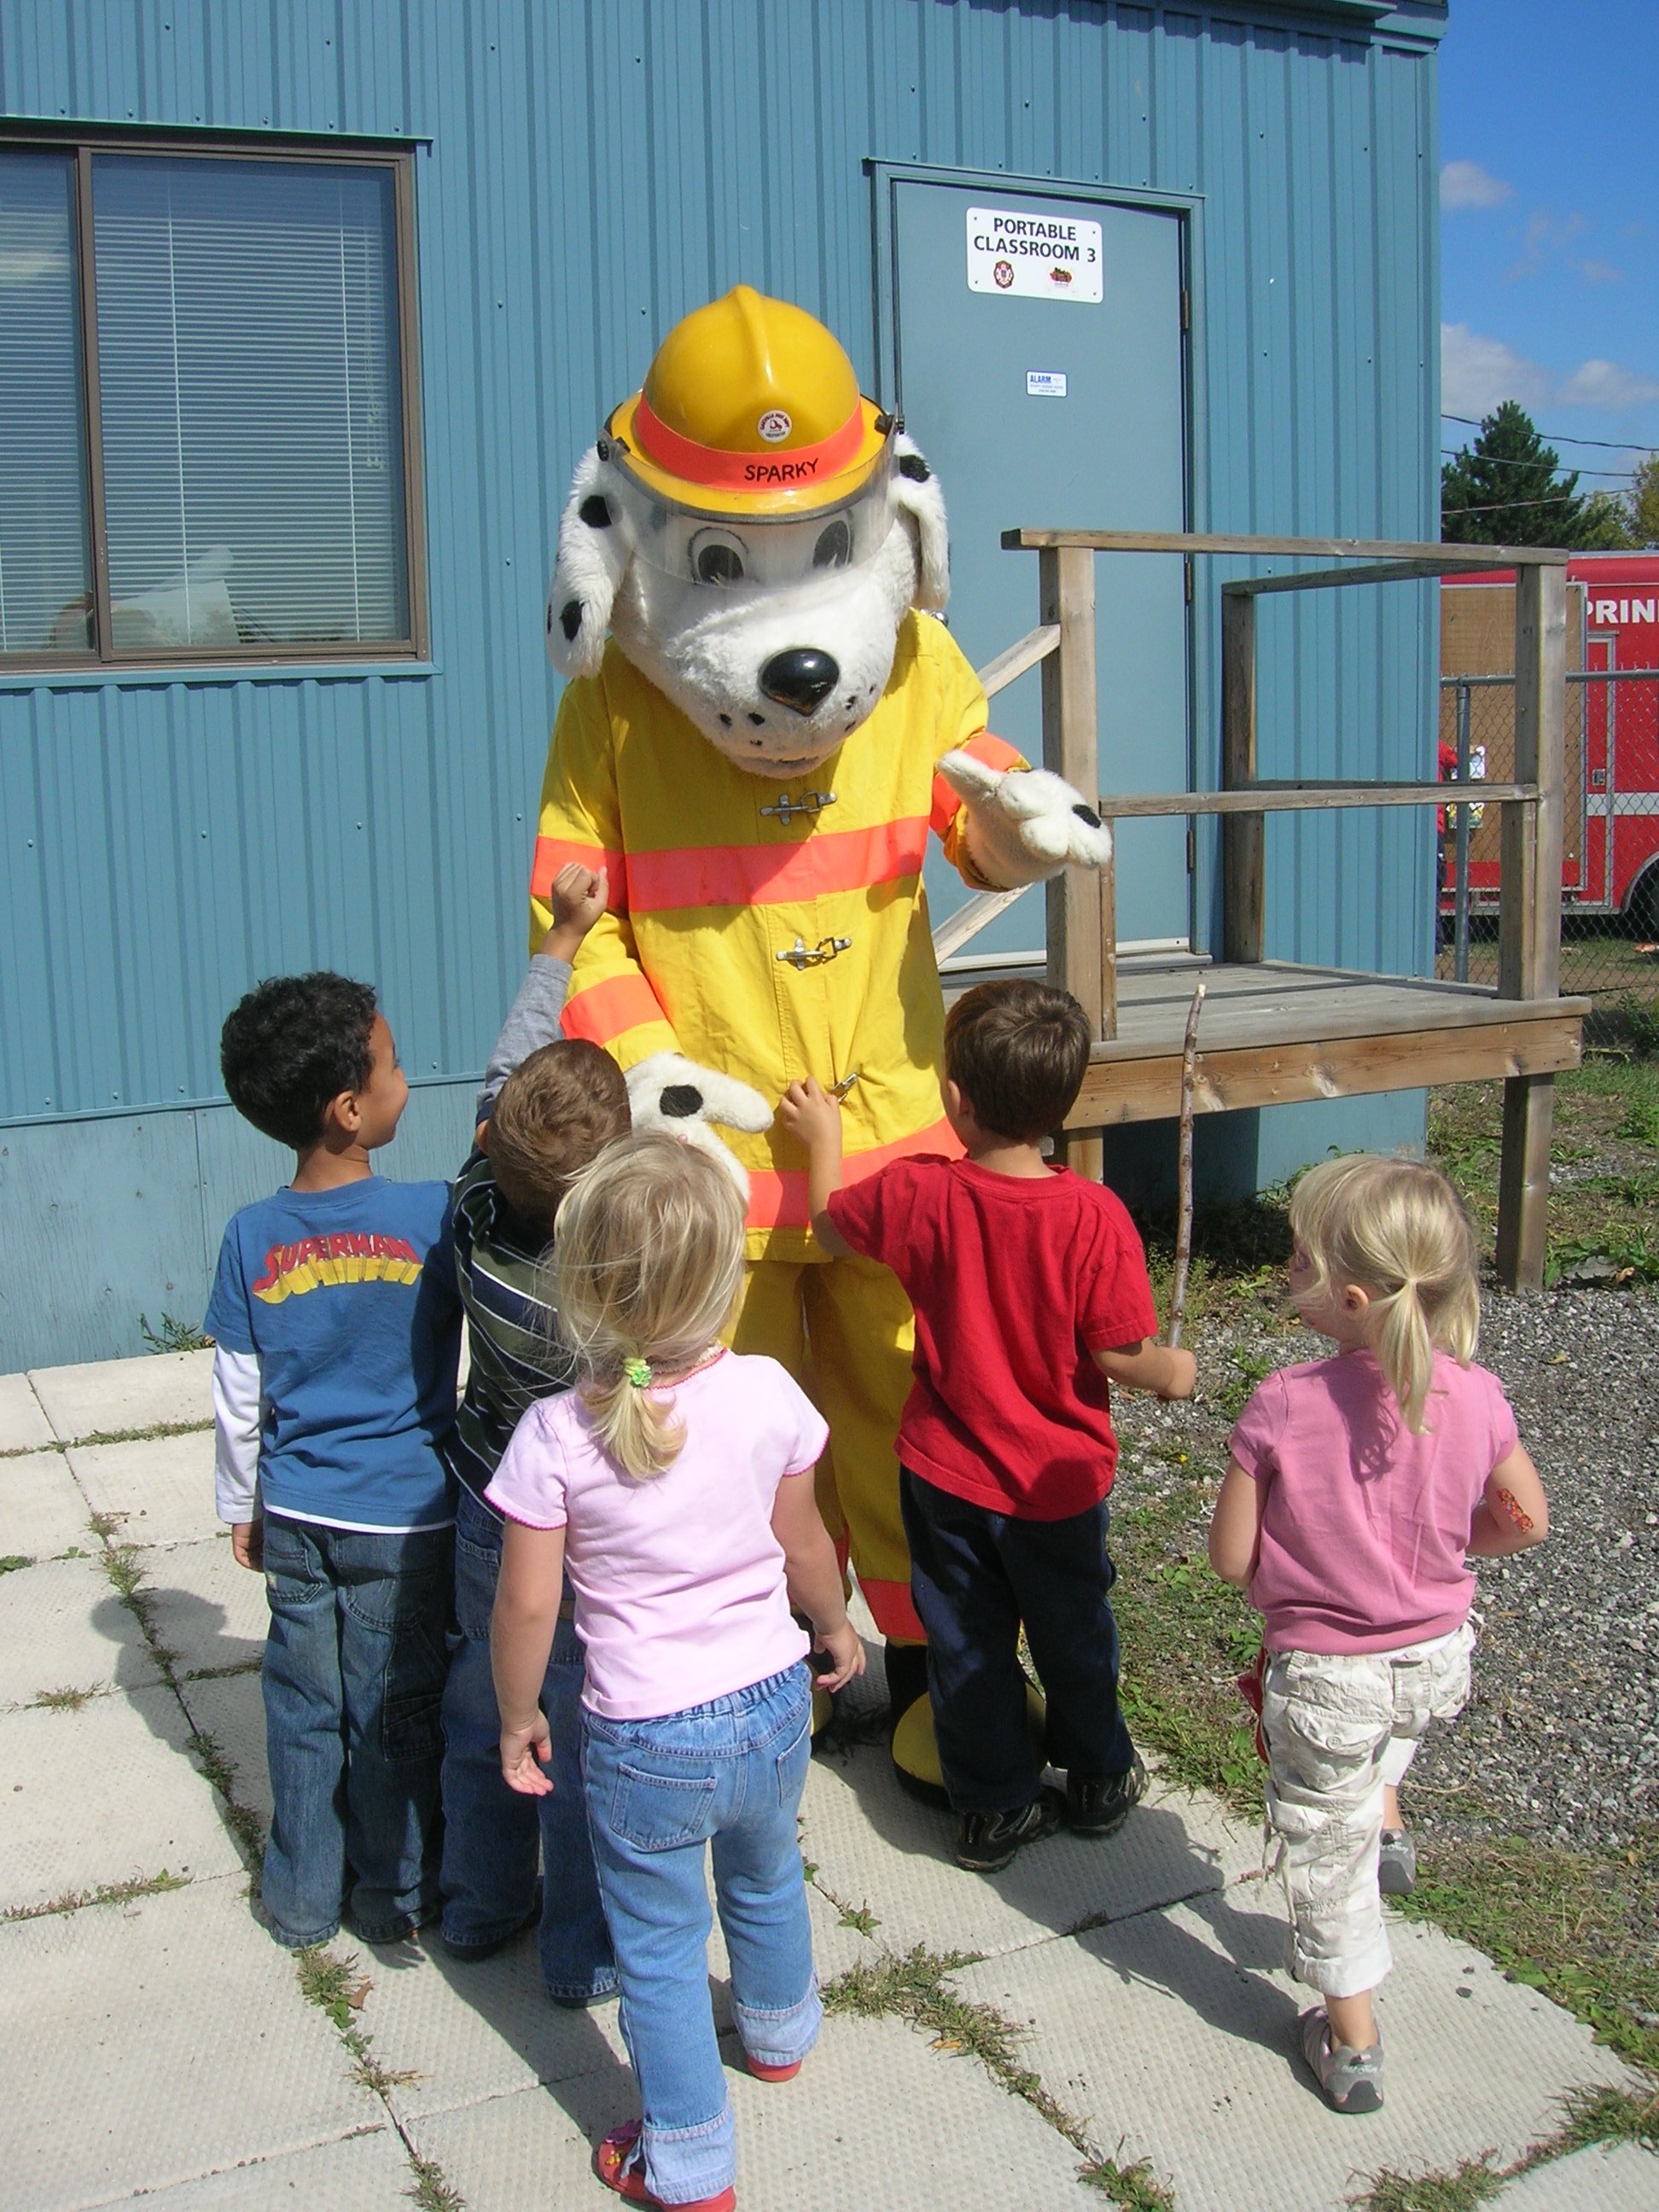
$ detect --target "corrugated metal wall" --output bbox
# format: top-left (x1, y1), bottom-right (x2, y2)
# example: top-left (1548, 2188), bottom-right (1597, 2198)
top-left (0, 0), bottom-right (1446, 1361)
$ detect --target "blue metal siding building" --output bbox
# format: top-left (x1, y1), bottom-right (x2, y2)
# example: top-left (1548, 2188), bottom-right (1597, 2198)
top-left (0, 0), bottom-right (1447, 1369)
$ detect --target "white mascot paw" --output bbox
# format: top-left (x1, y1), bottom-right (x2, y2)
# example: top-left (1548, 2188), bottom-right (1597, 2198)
top-left (937, 750), bottom-right (1114, 888)
top-left (625, 1053), bottom-right (772, 1201)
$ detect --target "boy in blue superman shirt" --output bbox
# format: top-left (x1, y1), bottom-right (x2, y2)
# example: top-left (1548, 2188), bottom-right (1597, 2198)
top-left (207, 973), bottom-right (460, 1950)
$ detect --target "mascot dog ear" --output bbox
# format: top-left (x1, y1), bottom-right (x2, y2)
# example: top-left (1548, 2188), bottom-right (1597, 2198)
top-left (894, 433), bottom-right (950, 614)
top-left (546, 444), bottom-right (634, 679)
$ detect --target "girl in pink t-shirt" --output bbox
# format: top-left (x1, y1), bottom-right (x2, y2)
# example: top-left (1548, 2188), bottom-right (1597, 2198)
top-left (1207, 1155), bottom-right (1549, 2118)
top-left (487, 1134), bottom-right (863, 2212)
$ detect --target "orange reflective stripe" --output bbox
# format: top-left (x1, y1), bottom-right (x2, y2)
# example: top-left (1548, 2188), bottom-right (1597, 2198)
top-left (857, 1575), bottom-right (928, 1644)
top-left (532, 835), bottom-right (627, 907)
top-left (561, 972), bottom-right (669, 1045)
top-left (928, 730), bottom-right (1026, 836)
top-left (626, 818), bottom-right (928, 914)
top-left (745, 1115), bottom-right (963, 1231)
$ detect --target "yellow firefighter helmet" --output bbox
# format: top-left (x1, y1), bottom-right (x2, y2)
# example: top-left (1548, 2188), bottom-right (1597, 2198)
top-left (607, 285), bottom-right (892, 520)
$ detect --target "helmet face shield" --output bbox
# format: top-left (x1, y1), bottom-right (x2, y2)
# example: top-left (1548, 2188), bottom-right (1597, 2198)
top-left (607, 432), bottom-right (899, 594)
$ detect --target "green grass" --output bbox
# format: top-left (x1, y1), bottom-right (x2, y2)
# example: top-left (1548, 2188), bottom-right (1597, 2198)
top-left (0, 1554), bottom-right (32, 1575)
top-left (1352, 2083), bottom-right (1659, 2209)
top-left (1428, 1053), bottom-right (1659, 1268)
top-left (1109, 1482), bottom-right (1266, 1819)
top-left (1353, 2157), bottom-right (1507, 2212)
top-left (32, 1684), bottom-right (102, 1712)
top-left (1397, 1836), bottom-right (1659, 2075)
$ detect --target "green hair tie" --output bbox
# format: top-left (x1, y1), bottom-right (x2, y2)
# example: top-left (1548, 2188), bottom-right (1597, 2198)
top-left (623, 1357), bottom-right (652, 1389)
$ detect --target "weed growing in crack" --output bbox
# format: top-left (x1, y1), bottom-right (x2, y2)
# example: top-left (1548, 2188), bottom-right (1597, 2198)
top-left (32, 1684), bottom-right (102, 1711)
top-left (1353, 2157), bottom-right (1505, 2212)
top-left (824, 1946), bottom-right (1099, 2156)
top-left (0, 1554), bottom-right (32, 1575)
top-left (189, 1725), bottom-right (265, 1868)
top-left (1078, 2154), bottom-right (1177, 2209)
top-left (3, 1871), bottom-right (189, 1921)
top-left (837, 1902), bottom-right (880, 1936)
top-left (405, 2151), bottom-right (466, 2210)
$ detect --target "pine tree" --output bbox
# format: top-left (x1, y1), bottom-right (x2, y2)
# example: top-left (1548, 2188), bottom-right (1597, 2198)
top-left (1627, 453), bottom-right (1659, 549)
top-left (1441, 401), bottom-right (1586, 546)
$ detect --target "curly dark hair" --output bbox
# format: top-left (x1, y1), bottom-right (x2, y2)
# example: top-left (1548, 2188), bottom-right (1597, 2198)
top-left (944, 977), bottom-right (1091, 1142)
top-left (219, 972), bottom-right (379, 1151)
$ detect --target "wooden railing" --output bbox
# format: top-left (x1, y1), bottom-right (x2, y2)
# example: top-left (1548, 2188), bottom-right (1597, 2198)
top-left (955, 529), bottom-right (1572, 1288)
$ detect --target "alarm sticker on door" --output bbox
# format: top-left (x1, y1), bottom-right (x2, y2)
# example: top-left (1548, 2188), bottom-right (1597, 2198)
top-left (967, 207), bottom-right (1103, 303)
top-left (1026, 370), bottom-right (1068, 398)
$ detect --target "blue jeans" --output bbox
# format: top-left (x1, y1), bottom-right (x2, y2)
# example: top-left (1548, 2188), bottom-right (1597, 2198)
top-left (260, 1515), bottom-right (451, 1948)
top-left (900, 1470), bottom-right (1136, 1813)
top-left (439, 1486), bottom-right (614, 2000)
top-left (583, 1663), bottom-right (820, 2205)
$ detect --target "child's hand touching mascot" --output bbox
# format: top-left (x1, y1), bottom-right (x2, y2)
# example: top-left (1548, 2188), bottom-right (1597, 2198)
top-left (532, 288), bottom-right (1108, 1788)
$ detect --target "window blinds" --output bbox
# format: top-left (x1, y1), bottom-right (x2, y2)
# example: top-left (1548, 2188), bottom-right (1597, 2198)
top-left (91, 154), bottom-right (409, 650)
top-left (0, 152), bottom-right (93, 654)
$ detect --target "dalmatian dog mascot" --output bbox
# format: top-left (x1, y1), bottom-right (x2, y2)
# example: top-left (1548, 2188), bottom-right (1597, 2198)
top-left (533, 286), bottom-right (1109, 1784)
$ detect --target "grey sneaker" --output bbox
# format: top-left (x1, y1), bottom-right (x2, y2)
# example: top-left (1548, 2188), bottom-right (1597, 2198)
top-left (1378, 1827), bottom-right (1417, 1897)
top-left (1300, 2008), bottom-right (1384, 2114)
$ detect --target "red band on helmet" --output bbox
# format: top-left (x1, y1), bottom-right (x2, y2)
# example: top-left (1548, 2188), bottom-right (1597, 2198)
top-left (632, 393), bottom-right (868, 492)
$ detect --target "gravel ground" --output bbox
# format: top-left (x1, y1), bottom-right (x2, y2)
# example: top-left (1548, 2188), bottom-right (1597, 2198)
top-left (1110, 1284), bottom-right (1659, 1859)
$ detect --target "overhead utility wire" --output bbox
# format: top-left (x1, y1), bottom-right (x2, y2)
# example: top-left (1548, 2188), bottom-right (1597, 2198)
top-left (1441, 412), bottom-right (1656, 454)
top-left (1441, 449), bottom-right (1637, 480)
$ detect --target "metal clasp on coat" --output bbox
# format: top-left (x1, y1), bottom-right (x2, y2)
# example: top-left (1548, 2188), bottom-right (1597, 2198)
top-left (760, 791), bottom-right (837, 824)
top-left (776, 935), bottom-right (853, 970)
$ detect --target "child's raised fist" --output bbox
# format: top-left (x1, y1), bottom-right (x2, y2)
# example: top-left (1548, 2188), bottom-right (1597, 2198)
top-left (542, 863), bottom-right (610, 960)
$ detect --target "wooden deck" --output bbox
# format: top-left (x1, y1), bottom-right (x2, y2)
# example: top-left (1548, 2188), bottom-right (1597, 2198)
top-left (1059, 960), bottom-right (1588, 1129)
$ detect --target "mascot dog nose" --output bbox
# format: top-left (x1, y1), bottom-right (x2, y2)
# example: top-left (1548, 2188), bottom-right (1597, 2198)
top-left (760, 649), bottom-right (840, 716)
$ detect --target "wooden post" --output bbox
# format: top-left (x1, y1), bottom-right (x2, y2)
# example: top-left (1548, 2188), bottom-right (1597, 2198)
top-left (1040, 543), bottom-right (1109, 1179)
top-left (1220, 587), bottom-right (1263, 963)
top-left (1495, 560), bottom-right (1567, 1291)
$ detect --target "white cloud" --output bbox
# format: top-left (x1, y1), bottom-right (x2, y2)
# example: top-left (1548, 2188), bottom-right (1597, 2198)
top-left (1557, 358), bottom-right (1659, 410)
top-left (1441, 323), bottom-right (1551, 416)
top-left (1441, 323), bottom-right (1659, 421)
top-left (1576, 259), bottom-right (1623, 284)
top-left (1441, 160), bottom-right (1512, 211)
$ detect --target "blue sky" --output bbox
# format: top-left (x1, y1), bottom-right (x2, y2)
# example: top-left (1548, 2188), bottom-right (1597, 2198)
top-left (1439, 0), bottom-right (1658, 485)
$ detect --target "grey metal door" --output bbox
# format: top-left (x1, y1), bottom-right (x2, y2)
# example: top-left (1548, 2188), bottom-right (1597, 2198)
top-left (888, 178), bottom-right (1191, 959)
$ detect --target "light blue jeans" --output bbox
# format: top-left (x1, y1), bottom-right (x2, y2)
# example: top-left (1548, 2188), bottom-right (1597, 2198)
top-left (582, 1662), bottom-right (821, 2205)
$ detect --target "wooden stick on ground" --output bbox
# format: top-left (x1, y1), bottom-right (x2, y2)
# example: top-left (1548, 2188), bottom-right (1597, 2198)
top-left (1167, 978), bottom-right (1207, 1350)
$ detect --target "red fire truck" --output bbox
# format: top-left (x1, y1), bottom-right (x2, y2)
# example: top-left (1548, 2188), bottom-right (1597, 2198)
top-left (1442, 553), bottom-right (1659, 935)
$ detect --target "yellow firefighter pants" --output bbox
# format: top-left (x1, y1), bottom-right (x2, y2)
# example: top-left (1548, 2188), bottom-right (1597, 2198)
top-left (729, 1254), bottom-right (924, 1644)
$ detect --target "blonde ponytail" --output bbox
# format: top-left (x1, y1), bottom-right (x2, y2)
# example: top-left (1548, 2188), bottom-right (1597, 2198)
top-left (550, 1132), bottom-right (747, 1478)
top-left (1288, 1155), bottom-right (1480, 1433)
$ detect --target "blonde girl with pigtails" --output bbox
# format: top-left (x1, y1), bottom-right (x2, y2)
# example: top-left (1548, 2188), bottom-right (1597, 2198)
top-left (486, 1132), bottom-right (862, 2212)
top-left (1208, 1154), bottom-right (1549, 2120)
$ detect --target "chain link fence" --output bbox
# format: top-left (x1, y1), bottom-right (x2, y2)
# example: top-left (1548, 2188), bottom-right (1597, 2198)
top-left (1437, 668), bottom-right (1659, 1047)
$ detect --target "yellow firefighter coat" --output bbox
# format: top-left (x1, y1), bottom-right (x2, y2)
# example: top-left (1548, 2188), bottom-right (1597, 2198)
top-left (530, 610), bottom-right (1022, 1265)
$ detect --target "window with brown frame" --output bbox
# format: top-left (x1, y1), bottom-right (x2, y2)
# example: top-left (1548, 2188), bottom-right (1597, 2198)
top-left (0, 137), bottom-right (425, 667)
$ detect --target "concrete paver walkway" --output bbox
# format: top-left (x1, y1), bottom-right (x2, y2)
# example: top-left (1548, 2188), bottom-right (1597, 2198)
top-left (2, 1353), bottom-right (1653, 2211)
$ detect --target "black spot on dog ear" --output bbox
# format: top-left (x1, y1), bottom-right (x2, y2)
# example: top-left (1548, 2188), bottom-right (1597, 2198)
top-left (659, 1084), bottom-right (703, 1119)
top-left (560, 599), bottom-right (583, 643)
top-left (899, 452), bottom-right (931, 483)
top-left (1073, 803), bottom-right (1103, 829)
top-left (545, 606), bottom-right (554, 634)
top-left (579, 494), bottom-right (612, 528)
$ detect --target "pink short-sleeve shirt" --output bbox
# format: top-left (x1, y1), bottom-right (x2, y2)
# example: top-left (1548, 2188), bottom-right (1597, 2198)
top-left (486, 1350), bottom-right (828, 1719)
top-left (1230, 1349), bottom-right (1519, 1656)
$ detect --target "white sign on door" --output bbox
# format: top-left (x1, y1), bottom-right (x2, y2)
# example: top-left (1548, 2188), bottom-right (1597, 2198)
top-left (966, 206), bottom-right (1103, 304)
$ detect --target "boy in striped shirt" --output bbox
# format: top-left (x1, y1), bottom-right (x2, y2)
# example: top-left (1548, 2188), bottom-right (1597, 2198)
top-left (437, 864), bottom-right (631, 2003)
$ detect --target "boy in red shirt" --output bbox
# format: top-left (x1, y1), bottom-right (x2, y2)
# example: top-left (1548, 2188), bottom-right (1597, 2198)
top-left (781, 979), bottom-right (1195, 1872)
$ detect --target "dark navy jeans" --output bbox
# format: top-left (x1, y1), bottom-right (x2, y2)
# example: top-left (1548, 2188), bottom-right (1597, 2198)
top-left (899, 1470), bottom-right (1136, 1814)
top-left (439, 1485), bottom-right (614, 2001)
top-left (260, 1514), bottom-right (451, 1947)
